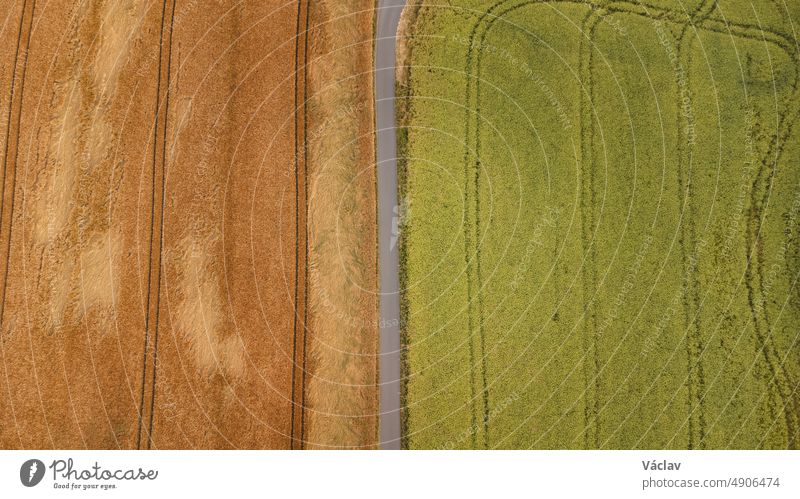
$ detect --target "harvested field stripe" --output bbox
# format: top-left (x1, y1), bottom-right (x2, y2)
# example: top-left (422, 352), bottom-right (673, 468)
top-left (136, 0), bottom-right (176, 450)
top-left (0, 0), bottom-right (34, 328)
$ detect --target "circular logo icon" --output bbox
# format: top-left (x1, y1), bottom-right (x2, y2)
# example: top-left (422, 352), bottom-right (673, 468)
top-left (20, 459), bottom-right (45, 487)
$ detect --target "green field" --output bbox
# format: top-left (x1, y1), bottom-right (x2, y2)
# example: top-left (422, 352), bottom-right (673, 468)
top-left (398, 0), bottom-right (800, 449)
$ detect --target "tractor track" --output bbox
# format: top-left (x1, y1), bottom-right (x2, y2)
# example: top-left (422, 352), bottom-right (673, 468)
top-left (0, 0), bottom-right (35, 332)
top-left (674, 0), bottom-right (716, 451)
top-left (452, 0), bottom-right (800, 449)
top-left (290, 0), bottom-right (310, 450)
top-left (136, 0), bottom-right (177, 450)
top-left (578, 5), bottom-right (603, 450)
top-left (460, 0), bottom-right (517, 449)
top-left (743, 47), bottom-right (800, 449)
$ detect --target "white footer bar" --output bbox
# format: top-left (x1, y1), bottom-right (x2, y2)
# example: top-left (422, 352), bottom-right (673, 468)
top-left (1, 450), bottom-right (797, 498)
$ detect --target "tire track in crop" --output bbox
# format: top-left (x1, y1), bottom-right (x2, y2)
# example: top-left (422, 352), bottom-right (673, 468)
top-left (464, 0), bottom-right (600, 450)
top-left (460, 0), bottom-right (513, 449)
top-left (469, 0), bottom-right (540, 449)
top-left (299, 0), bottom-right (310, 450)
top-left (673, 0), bottom-right (716, 451)
top-left (473, 72), bottom-right (491, 451)
top-left (754, 12), bottom-right (800, 449)
top-left (743, 46), bottom-right (800, 448)
top-left (575, 0), bottom-right (800, 449)
top-left (466, 0), bottom-right (605, 449)
top-left (577, 4), bottom-right (604, 450)
top-left (646, 0), bottom-right (800, 447)
top-left (459, 0), bottom-right (568, 449)
top-left (651, 0), bottom-right (800, 448)
top-left (602, 0), bottom-right (800, 447)
top-left (463, 0), bottom-right (662, 450)
top-left (580, 0), bottom-right (714, 449)
top-left (136, 0), bottom-right (176, 450)
top-left (0, 0), bottom-right (34, 331)
top-left (450, 0), bottom-right (798, 449)
top-left (290, 0), bottom-right (310, 450)
top-left (762, 66), bottom-right (800, 448)
top-left (463, 0), bottom-right (676, 450)
top-left (685, 0), bottom-right (800, 447)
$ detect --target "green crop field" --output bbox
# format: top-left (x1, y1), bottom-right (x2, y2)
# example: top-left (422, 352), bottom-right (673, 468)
top-left (397, 0), bottom-right (800, 449)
